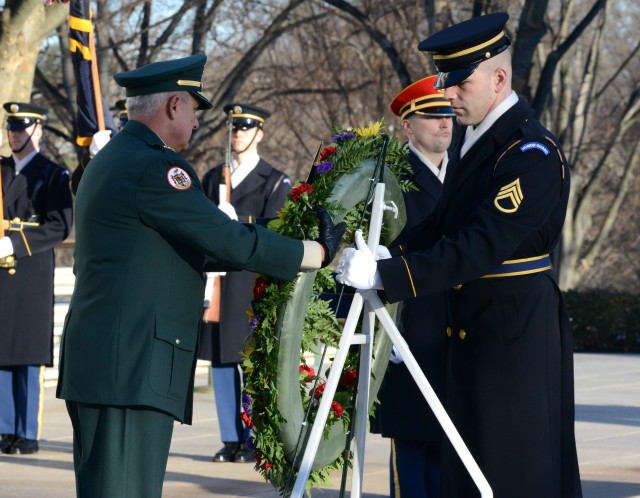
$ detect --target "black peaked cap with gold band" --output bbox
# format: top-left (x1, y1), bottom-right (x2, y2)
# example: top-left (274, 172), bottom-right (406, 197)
top-left (418, 12), bottom-right (511, 89)
top-left (223, 103), bottom-right (271, 131)
top-left (113, 54), bottom-right (212, 110)
top-left (389, 75), bottom-right (456, 120)
top-left (3, 102), bottom-right (48, 131)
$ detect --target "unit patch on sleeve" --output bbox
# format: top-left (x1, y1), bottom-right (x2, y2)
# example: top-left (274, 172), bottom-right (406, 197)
top-left (520, 142), bottom-right (550, 155)
top-left (167, 166), bottom-right (192, 190)
top-left (494, 178), bottom-right (523, 213)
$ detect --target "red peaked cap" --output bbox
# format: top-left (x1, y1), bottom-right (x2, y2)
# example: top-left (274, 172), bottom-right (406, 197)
top-left (389, 75), bottom-right (455, 120)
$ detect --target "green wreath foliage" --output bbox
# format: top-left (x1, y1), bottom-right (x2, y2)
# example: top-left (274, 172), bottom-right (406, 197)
top-left (241, 121), bottom-right (413, 495)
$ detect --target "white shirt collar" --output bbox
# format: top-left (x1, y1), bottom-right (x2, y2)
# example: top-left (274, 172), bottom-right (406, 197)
top-left (13, 150), bottom-right (38, 174)
top-left (408, 142), bottom-right (448, 184)
top-left (230, 151), bottom-right (260, 189)
top-left (460, 91), bottom-right (519, 158)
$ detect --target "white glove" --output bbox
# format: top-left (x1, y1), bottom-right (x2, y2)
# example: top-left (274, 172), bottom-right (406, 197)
top-left (218, 202), bottom-right (238, 221)
top-left (389, 345), bottom-right (404, 364)
top-left (0, 236), bottom-right (14, 258)
top-left (335, 230), bottom-right (383, 290)
top-left (89, 130), bottom-right (112, 157)
top-left (376, 245), bottom-right (391, 260)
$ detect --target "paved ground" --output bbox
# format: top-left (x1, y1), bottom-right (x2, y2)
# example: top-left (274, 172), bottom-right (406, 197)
top-left (0, 352), bottom-right (639, 498)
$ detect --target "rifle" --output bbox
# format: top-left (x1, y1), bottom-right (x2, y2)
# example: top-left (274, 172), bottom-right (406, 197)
top-left (203, 108), bottom-right (234, 323)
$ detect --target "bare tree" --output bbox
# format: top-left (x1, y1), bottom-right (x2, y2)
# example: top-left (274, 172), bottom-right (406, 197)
top-left (19, 0), bottom-right (640, 291)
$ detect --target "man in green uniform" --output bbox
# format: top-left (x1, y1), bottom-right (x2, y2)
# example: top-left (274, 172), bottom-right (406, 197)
top-left (56, 53), bottom-right (343, 498)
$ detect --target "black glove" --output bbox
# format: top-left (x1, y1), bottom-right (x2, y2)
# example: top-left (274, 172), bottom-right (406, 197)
top-left (316, 206), bottom-right (346, 267)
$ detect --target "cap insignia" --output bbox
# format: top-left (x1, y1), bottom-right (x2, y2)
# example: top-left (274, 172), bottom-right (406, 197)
top-left (167, 166), bottom-right (192, 190)
top-left (177, 79), bottom-right (202, 89)
top-left (10, 104), bottom-right (19, 113)
top-left (494, 178), bottom-right (523, 214)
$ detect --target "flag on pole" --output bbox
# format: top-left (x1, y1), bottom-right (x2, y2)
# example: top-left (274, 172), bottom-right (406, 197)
top-left (68, 0), bottom-right (117, 146)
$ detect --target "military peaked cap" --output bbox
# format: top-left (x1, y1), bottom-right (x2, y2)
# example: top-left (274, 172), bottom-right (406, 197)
top-left (223, 103), bottom-right (271, 131)
top-left (389, 75), bottom-right (456, 119)
top-left (113, 54), bottom-right (212, 110)
top-left (3, 102), bottom-right (47, 131)
top-left (418, 12), bottom-right (511, 89)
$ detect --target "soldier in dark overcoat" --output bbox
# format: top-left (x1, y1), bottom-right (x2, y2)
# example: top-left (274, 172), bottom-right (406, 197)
top-left (198, 103), bottom-right (291, 463)
top-left (337, 13), bottom-right (582, 498)
top-left (0, 103), bottom-right (73, 455)
top-left (370, 75), bottom-right (454, 498)
top-left (55, 54), bottom-right (344, 498)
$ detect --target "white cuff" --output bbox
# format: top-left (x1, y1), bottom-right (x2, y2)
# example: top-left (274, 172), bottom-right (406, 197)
top-left (0, 236), bottom-right (14, 258)
top-left (300, 241), bottom-right (323, 270)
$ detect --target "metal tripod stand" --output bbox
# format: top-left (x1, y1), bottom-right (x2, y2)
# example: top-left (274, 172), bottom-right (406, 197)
top-left (291, 180), bottom-right (493, 498)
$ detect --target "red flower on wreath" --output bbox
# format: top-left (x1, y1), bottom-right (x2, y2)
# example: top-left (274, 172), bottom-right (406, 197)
top-left (314, 382), bottom-right (326, 397)
top-left (331, 401), bottom-right (344, 418)
top-left (319, 146), bottom-right (337, 161)
top-left (261, 461), bottom-right (273, 470)
top-left (291, 183), bottom-right (313, 202)
top-left (340, 369), bottom-right (357, 388)
top-left (241, 411), bottom-right (254, 428)
top-left (253, 276), bottom-right (268, 300)
top-left (299, 364), bottom-right (316, 382)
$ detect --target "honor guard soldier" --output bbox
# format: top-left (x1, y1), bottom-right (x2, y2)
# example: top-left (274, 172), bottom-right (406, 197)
top-left (370, 75), bottom-right (455, 498)
top-left (199, 103), bottom-right (291, 464)
top-left (56, 54), bottom-right (344, 498)
top-left (0, 102), bottom-right (73, 455)
top-left (337, 13), bottom-right (582, 498)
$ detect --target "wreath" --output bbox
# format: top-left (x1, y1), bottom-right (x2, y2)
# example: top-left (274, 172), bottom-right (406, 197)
top-left (241, 121), bottom-right (414, 495)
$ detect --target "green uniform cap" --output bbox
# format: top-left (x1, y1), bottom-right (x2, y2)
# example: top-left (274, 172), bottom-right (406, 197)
top-left (113, 54), bottom-right (213, 110)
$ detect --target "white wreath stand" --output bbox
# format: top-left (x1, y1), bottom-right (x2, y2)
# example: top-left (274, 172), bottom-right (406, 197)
top-left (291, 181), bottom-right (493, 497)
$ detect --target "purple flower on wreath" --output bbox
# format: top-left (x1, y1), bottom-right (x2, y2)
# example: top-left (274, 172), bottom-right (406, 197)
top-left (331, 132), bottom-right (356, 143)
top-left (242, 392), bottom-right (253, 414)
top-left (249, 315), bottom-right (258, 332)
top-left (315, 161), bottom-right (334, 173)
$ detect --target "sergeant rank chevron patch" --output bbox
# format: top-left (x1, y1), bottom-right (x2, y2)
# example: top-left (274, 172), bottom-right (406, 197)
top-left (494, 178), bottom-right (523, 213)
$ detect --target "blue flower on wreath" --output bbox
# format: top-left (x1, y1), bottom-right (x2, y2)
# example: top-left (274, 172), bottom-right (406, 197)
top-left (331, 132), bottom-right (356, 143)
top-left (316, 161), bottom-right (334, 173)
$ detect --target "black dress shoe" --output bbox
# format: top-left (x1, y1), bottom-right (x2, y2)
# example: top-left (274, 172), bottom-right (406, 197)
top-left (5, 437), bottom-right (38, 455)
top-left (212, 442), bottom-right (239, 462)
top-left (0, 434), bottom-right (16, 454)
top-left (232, 443), bottom-right (256, 463)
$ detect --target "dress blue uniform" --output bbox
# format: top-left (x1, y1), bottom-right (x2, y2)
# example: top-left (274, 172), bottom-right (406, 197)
top-left (0, 102), bottom-right (73, 455)
top-left (372, 13), bottom-right (581, 498)
top-left (198, 103), bottom-right (292, 462)
top-left (370, 75), bottom-right (453, 498)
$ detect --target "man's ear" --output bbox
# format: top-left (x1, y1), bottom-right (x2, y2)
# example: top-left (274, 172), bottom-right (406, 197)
top-left (166, 94), bottom-right (181, 119)
top-left (401, 118), bottom-right (412, 135)
top-left (254, 128), bottom-right (265, 144)
top-left (494, 68), bottom-right (508, 93)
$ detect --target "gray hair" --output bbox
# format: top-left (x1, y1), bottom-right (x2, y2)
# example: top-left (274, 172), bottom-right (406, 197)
top-left (126, 91), bottom-right (191, 120)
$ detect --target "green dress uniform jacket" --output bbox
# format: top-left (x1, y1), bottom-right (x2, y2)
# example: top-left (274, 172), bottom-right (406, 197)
top-left (56, 120), bottom-right (303, 424)
top-left (378, 99), bottom-right (582, 497)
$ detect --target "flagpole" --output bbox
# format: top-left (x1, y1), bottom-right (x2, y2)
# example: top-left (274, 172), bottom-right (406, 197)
top-left (87, 8), bottom-right (105, 132)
